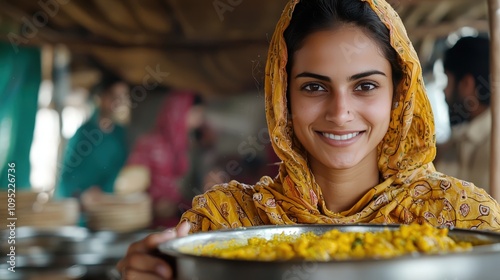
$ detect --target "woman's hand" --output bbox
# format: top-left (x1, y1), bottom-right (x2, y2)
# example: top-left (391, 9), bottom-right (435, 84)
top-left (116, 221), bottom-right (191, 279)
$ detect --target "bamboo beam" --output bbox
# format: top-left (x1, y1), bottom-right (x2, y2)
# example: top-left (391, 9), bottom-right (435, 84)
top-left (488, 0), bottom-right (500, 200)
top-left (0, 33), bottom-right (269, 52)
top-left (408, 19), bottom-right (489, 41)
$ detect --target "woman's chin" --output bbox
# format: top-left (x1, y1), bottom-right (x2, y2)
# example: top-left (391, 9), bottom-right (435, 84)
top-left (325, 159), bottom-right (359, 170)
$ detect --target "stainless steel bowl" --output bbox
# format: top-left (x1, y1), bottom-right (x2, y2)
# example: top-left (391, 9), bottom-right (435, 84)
top-left (159, 224), bottom-right (500, 280)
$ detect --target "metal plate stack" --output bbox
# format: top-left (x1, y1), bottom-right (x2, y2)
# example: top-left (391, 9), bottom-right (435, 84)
top-left (0, 226), bottom-right (153, 279)
top-left (85, 192), bottom-right (152, 233)
top-left (0, 191), bottom-right (79, 227)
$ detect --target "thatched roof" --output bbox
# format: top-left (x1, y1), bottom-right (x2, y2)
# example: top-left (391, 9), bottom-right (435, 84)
top-left (0, 0), bottom-right (489, 96)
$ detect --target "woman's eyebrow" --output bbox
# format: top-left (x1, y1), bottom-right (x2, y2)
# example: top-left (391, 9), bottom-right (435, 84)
top-left (295, 72), bottom-right (331, 82)
top-left (348, 70), bottom-right (386, 81)
top-left (294, 70), bottom-right (386, 82)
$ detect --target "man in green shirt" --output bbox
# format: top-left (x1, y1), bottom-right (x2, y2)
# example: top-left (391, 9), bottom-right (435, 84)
top-left (56, 76), bottom-right (129, 204)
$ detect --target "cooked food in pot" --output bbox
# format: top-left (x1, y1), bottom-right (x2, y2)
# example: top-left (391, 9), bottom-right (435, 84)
top-left (195, 223), bottom-right (473, 261)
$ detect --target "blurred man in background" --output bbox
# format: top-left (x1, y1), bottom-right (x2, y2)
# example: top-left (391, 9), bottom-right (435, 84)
top-left (56, 75), bottom-right (130, 210)
top-left (436, 36), bottom-right (491, 192)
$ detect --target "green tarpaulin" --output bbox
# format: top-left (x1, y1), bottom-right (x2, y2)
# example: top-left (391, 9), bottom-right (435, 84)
top-left (0, 42), bottom-right (41, 190)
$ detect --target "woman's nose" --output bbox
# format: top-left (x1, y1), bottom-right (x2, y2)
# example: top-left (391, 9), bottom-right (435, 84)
top-left (324, 93), bottom-right (353, 126)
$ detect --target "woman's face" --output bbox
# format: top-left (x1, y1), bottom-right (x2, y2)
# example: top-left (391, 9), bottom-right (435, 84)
top-left (289, 26), bottom-right (393, 171)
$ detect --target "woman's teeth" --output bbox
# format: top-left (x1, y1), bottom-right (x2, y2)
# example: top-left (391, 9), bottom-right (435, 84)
top-left (322, 132), bottom-right (360, 141)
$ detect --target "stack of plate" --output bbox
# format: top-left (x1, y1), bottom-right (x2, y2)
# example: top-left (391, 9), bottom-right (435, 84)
top-left (85, 192), bottom-right (152, 232)
top-left (0, 191), bottom-right (79, 227)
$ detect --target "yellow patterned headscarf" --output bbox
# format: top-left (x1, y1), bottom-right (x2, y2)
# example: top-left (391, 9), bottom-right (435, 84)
top-left (181, 0), bottom-right (500, 232)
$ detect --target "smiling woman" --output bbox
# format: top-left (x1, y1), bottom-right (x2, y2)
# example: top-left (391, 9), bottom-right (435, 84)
top-left (289, 27), bottom-right (394, 212)
top-left (117, 0), bottom-right (500, 279)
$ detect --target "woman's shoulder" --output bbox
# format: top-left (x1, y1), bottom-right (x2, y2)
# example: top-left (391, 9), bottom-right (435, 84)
top-left (192, 177), bottom-right (273, 207)
top-left (181, 176), bottom-right (275, 232)
top-left (403, 171), bottom-right (500, 231)
top-left (403, 169), bottom-right (489, 197)
top-left (427, 171), bottom-right (491, 199)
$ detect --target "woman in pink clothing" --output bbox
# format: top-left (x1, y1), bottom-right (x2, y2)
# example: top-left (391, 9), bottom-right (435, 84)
top-left (117, 92), bottom-right (203, 228)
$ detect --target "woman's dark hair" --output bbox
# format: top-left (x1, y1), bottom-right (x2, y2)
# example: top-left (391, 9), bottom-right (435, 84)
top-left (284, 0), bottom-right (403, 90)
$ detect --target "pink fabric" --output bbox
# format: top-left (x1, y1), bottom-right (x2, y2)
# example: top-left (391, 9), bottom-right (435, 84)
top-left (127, 92), bottom-right (194, 227)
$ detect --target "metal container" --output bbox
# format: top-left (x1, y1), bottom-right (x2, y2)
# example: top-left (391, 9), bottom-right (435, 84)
top-left (159, 224), bottom-right (500, 280)
top-left (1, 226), bottom-right (152, 279)
top-left (0, 265), bottom-right (87, 280)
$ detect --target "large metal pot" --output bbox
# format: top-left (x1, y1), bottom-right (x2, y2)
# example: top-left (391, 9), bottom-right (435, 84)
top-left (159, 224), bottom-right (500, 280)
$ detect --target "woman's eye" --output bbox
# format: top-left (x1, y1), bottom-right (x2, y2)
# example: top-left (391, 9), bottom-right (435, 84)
top-left (302, 83), bottom-right (326, 92)
top-left (355, 83), bottom-right (377, 92)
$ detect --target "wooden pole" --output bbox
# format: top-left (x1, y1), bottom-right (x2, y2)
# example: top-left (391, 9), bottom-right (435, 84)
top-left (488, 0), bottom-right (500, 200)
